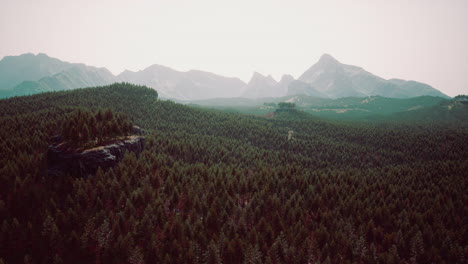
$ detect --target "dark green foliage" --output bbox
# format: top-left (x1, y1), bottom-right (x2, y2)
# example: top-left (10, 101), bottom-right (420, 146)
top-left (61, 108), bottom-right (132, 147)
top-left (0, 83), bottom-right (466, 263)
top-left (277, 102), bottom-right (296, 109)
top-left (392, 96), bottom-right (468, 122)
top-left (188, 95), bottom-right (454, 121)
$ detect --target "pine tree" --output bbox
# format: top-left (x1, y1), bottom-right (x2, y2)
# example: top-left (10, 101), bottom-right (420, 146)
top-left (82, 123), bottom-right (90, 143)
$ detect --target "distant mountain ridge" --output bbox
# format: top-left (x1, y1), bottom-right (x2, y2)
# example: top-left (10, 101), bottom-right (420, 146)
top-left (117, 64), bottom-right (246, 100)
top-left (287, 80), bottom-right (327, 98)
top-left (0, 54), bottom-right (115, 98)
top-left (297, 54), bottom-right (449, 99)
top-left (0, 53), bottom-right (450, 100)
top-left (0, 53), bottom-right (74, 89)
top-left (11, 65), bottom-right (115, 97)
top-left (236, 54), bottom-right (449, 99)
top-left (242, 72), bottom-right (279, 98)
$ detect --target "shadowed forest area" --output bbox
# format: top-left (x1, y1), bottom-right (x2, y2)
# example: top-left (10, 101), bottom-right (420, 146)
top-left (0, 83), bottom-right (467, 264)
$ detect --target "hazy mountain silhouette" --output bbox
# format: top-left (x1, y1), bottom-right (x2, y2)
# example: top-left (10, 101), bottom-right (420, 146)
top-left (0, 53), bottom-right (73, 90)
top-left (0, 53), bottom-right (450, 99)
top-left (276, 75), bottom-right (295, 95)
top-left (287, 80), bottom-right (327, 98)
top-left (242, 72), bottom-right (279, 98)
top-left (298, 54), bottom-right (449, 98)
top-left (118, 64), bottom-right (246, 100)
top-left (12, 65), bottom-right (115, 96)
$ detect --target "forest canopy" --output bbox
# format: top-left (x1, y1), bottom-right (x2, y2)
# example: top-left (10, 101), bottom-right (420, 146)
top-left (277, 102), bottom-right (296, 109)
top-left (61, 108), bottom-right (133, 147)
top-left (0, 83), bottom-right (466, 264)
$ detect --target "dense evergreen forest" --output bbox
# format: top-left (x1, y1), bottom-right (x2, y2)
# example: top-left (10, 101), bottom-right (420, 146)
top-left (0, 83), bottom-right (467, 263)
top-left (61, 108), bottom-right (133, 147)
top-left (187, 95), bottom-right (468, 122)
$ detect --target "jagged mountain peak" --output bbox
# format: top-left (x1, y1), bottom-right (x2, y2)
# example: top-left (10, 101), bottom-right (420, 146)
top-left (278, 74), bottom-right (295, 85)
top-left (250, 71), bottom-right (265, 79)
top-left (314, 54), bottom-right (343, 71)
top-left (242, 72), bottom-right (280, 98)
top-left (248, 72), bottom-right (277, 86)
top-left (145, 64), bottom-right (179, 73)
top-left (0, 53), bottom-right (75, 90)
top-left (297, 55), bottom-right (449, 99)
top-left (318, 53), bottom-right (340, 64)
top-left (0, 52), bottom-right (450, 100)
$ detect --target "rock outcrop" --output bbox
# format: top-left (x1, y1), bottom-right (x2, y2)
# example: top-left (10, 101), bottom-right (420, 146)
top-left (47, 136), bottom-right (145, 177)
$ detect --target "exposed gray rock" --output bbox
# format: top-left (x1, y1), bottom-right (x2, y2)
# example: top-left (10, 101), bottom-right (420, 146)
top-left (47, 136), bottom-right (145, 177)
top-left (132, 125), bottom-right (145, 135)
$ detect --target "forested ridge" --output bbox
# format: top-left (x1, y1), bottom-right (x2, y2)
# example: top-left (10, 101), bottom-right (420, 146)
top-left (60, 108), bottom-right (133, 148)
top-left (0, 83), bottom-right (466, 263)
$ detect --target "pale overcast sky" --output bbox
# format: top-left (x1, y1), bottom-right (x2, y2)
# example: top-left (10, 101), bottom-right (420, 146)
top-left (0, 0), bottom-right (467, 96)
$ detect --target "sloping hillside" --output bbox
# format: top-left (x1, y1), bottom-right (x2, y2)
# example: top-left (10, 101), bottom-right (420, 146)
top-left (0, 83), bottom-right (466, 264)
top-left (0, 53), bottom-right (73, 90)
top-left (298, 54), bottom-right (449, 99)
top-left (11, 65), bottom-right (116, 96)
top-left (393, 95), bottom-right (468, 122)
top-left (187, 95), bottom-right (451, 120)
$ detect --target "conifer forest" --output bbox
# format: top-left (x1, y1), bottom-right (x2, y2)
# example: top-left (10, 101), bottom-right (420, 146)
top-left (0, 83), bottom-right (467, 264)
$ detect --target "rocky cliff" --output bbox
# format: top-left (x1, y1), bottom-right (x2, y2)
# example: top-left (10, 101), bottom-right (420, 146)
top-left (47, 136), bottom-right (145, 177)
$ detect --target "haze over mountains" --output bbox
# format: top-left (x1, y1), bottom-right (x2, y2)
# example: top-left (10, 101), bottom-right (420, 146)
top-left (242, 54), bottom-right (449, 99)
top-left (0, 53), bottom-right (73, 90)
top-left (117, 65), bottom-right (245, 100)
top-left (0, 53), bottom-right (115, 98)
top-left (0, 53), bottom-right (449, 100)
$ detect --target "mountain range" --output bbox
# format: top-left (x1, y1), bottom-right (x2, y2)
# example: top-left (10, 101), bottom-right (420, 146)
top-left (242, 54), bottom-right (448, 99)
top-left (117, 65), bottom-right (245, 100)
top-left (0, 53), bottom-right (450, 100)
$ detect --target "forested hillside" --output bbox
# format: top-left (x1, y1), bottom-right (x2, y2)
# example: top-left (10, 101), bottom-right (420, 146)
top-left (0, 83), bottom-right (466, 264)
top-left (187, 95), bottom-right (453, 121)
top-left (60, 108), bottom-right (133, 147)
